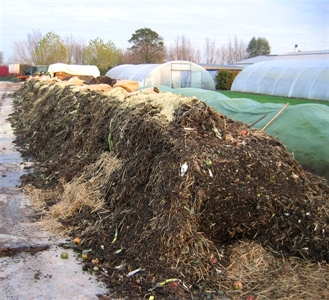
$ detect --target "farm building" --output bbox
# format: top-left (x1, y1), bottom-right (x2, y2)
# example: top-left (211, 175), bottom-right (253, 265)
top-left (231, 50), bottom-right (329, 101)
top-left (105, 60), bottom-right (216, 90)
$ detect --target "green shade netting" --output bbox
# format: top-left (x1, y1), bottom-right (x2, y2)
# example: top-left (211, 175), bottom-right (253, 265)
top-left (142, 86), bottom-right (329, 181)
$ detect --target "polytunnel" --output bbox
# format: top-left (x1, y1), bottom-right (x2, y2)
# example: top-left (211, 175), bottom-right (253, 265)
top-left (231, 58), bottom-right (329, 101)
top-left (105, 61), bottom-right (215, 90)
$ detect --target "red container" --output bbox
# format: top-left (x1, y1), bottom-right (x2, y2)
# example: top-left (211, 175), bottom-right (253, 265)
top-left (0, 66), bottom-right (9, 77)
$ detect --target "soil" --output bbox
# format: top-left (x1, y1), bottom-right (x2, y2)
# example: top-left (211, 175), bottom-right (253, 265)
top-left (86, 75), bottom-right (117, 85)
top-left (5, 78), bottom-right (329, 299)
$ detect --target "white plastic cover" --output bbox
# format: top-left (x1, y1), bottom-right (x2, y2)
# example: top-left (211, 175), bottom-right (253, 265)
top-left (105, 61), bottom-right (215, 90)
top-left (48, 63), bottom-right (100, 78)
top-left (231, 59), bottom-right (329, 101)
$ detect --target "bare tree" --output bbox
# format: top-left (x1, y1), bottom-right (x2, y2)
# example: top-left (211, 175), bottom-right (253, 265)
top-left (64, 34), bottom-right (85, 64)
top-left (120, 48), bottom-right (140, 64)
top-left (11, 29), bottom-right (43, 64)
top-left (232, 35), bottom-right (248, 62)
top-left (166, 35), bottom-right (246, 65)
top-left (166, 34), bottom-right (201, 63)
top-left (11, 30), bottom-right (85, 65)
top-left (194, 48), bottom-right (202, 64)
top-left (203, 38), bottom-right (220, 64)
top-left (218, 36), bottom-right (247, 64)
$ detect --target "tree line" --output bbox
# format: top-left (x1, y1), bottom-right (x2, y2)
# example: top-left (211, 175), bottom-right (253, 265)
top-left (5, 28), bottom-right (270, 75)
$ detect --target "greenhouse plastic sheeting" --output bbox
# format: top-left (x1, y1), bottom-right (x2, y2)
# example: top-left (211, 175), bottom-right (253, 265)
top-left (143, 86), bottom-right (329, 182)
top-left (107, 64), bottom-right (159, 83)
top-left (231, 59), bottom-right (329, 101)
top-left (106, 61), bottom-right (215, 90)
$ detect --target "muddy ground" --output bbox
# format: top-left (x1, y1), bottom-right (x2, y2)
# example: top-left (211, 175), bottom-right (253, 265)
top-left (4, 78), bottom-right (329, 300)
top-left (0, 82), bottom-right (107, 300)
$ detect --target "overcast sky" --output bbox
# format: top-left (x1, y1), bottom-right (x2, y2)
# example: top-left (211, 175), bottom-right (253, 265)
top-left (1, 0), bottom-right (328, 63)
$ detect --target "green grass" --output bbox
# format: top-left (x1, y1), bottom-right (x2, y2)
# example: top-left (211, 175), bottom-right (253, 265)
top-left (218, 90), bottom-right (329, 107)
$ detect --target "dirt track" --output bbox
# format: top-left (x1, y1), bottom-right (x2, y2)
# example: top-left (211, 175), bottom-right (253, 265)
top-left (0, 82), bottom-right (107, 300)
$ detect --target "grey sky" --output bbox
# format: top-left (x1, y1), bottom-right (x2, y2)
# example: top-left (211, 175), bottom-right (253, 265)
top-left (1, 0), bottom-right (328, 63)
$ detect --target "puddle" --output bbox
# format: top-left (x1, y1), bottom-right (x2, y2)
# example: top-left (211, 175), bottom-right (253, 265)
top-left (0, 85), bottom-right (26, 189)
top-left (0, 82), bottom-right (108, 299)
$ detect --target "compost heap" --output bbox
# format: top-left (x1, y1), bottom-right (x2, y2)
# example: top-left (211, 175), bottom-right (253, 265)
top-left (8, 78), bottom-right (329, 299)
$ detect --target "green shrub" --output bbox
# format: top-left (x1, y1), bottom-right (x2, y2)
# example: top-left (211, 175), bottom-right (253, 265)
top-left (215, 70), bottom-right (239, 90)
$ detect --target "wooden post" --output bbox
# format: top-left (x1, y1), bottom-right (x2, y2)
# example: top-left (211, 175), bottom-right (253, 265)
top-left (261, 103), bottom-right (289, 131)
